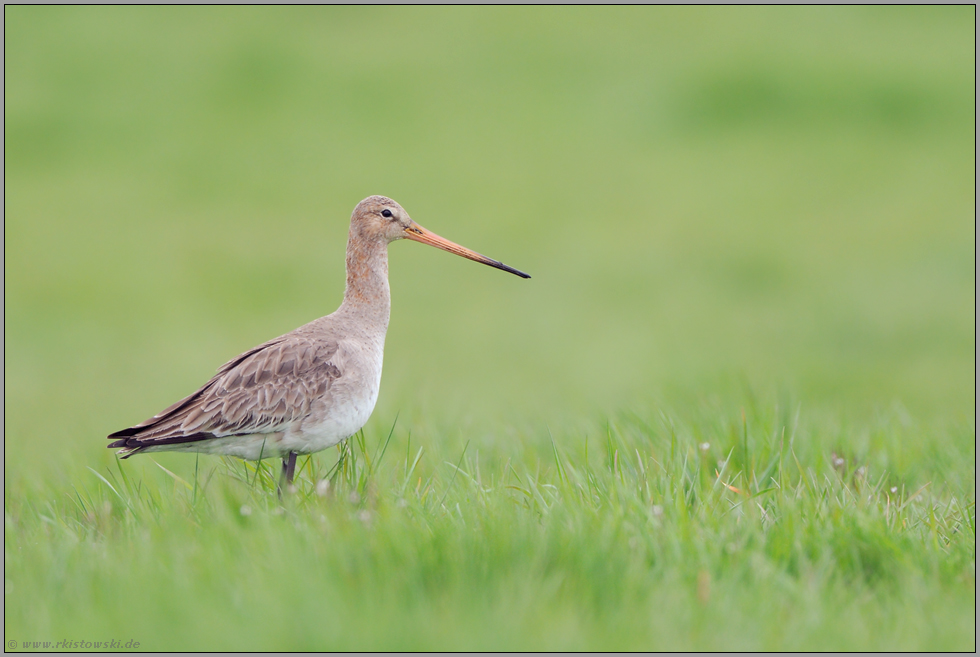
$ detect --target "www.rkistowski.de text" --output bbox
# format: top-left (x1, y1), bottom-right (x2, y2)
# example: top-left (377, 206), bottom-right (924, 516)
top-left (7, 639), bottom-right (141, 650)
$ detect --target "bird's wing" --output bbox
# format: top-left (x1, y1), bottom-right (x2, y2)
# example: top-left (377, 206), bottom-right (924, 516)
top-left (107, 334), bottom-right (341, 453)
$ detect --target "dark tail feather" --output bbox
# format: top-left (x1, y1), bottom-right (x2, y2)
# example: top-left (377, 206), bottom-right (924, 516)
top-left (107, 431), bottom-right (218, 458)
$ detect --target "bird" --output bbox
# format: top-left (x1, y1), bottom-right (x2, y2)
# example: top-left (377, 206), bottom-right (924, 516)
top-left (107, 195), bottom-right (529, 487)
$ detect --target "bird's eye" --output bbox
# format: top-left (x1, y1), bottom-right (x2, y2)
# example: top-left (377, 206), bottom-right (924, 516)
top-left (381, 209), bottom-right (393, 218)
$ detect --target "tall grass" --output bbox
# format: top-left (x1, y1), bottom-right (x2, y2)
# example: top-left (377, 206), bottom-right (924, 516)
top-left (5, 403), bottom-right (974, 650)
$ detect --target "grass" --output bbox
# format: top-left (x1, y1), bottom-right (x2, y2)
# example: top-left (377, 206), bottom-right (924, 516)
top-left (6, 405), bottom-right (975, 650)
top-left (4, 6), bottom-right (976, 651)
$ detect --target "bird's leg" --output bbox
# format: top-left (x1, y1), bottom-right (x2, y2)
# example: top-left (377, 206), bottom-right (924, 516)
top-left (285, 451), bottom-right (297, 485)
top-left (277, 452), bottom-right (296, 499)
top-left (277, 459), bottom-right (285, 500)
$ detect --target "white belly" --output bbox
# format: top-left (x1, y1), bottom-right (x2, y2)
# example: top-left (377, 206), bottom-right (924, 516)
top-left (280, 372), bottom-right (381, 455)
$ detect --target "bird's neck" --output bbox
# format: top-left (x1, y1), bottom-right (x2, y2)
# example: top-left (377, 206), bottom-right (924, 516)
top-left (340, 233), bottom-right (391, 330)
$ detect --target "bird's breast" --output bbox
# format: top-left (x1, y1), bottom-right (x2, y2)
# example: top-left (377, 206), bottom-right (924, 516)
top-left (283, 331), bottom-right (385, 454)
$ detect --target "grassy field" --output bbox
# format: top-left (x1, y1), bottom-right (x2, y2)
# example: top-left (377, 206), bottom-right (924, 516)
top-left (4, 6), bottom-right (975, 651)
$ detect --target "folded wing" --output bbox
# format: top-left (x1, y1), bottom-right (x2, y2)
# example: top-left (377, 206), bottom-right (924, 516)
top-left (107, 335), bottom-right (341, 457)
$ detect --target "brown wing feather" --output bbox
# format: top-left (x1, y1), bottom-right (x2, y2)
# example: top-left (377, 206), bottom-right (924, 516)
top-left (108, 335), bottom-right (340, 454)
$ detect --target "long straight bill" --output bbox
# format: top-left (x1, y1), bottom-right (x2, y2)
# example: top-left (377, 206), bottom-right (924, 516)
top-left (403, 223), bottom-right (531, 279)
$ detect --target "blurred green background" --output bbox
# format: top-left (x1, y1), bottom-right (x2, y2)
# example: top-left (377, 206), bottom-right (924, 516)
top-left (4, 6), bottom-right (975, 483)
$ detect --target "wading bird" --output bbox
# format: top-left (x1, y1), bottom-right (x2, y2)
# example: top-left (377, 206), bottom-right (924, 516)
top-left (108, 196), bottom-right (528, 486)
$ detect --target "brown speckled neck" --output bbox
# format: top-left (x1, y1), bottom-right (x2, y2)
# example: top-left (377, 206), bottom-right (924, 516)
top-left (339, 229), bottom-right (390, 331)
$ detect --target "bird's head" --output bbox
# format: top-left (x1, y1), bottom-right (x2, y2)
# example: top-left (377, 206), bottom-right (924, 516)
top-left (350, 195), bottom-right (530, 278)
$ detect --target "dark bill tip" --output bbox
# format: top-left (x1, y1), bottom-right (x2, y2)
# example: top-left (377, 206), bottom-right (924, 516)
top-left (489, 260), bottom-right (531, 279)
